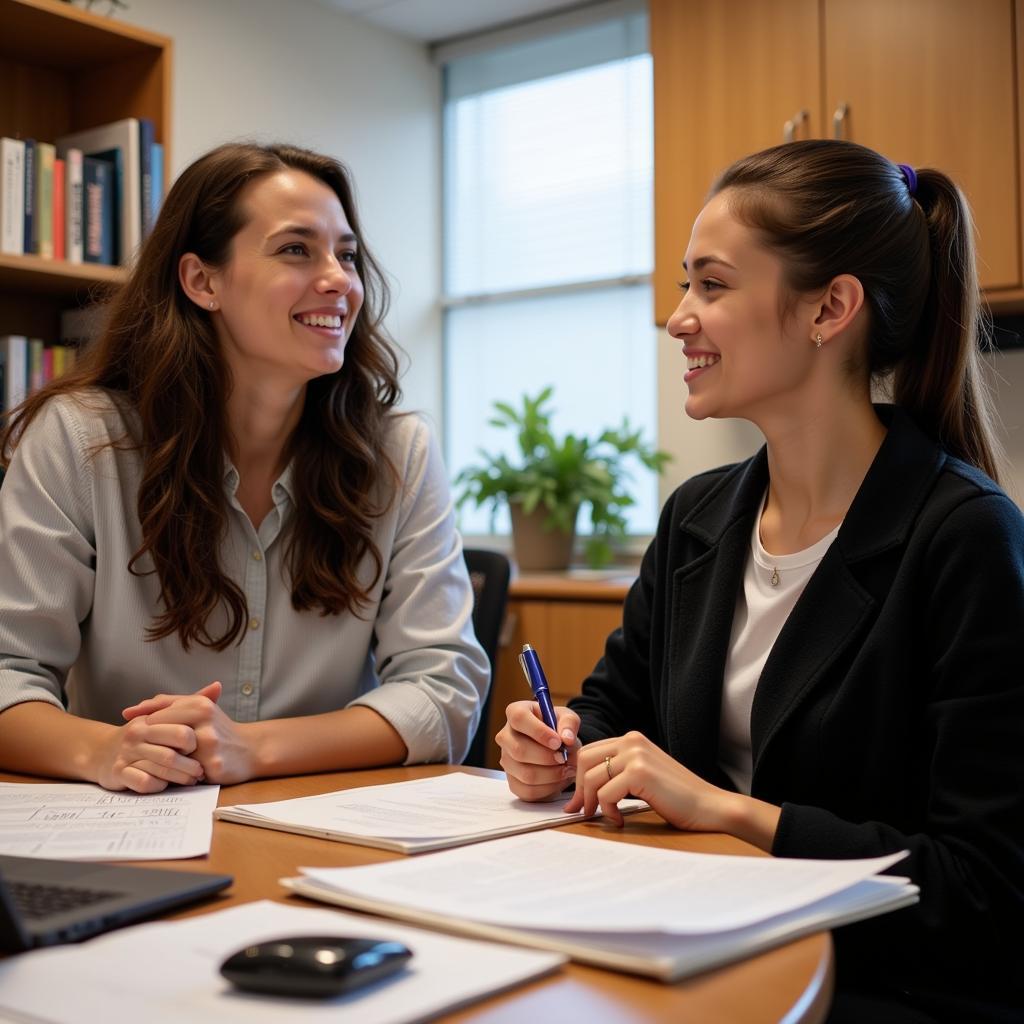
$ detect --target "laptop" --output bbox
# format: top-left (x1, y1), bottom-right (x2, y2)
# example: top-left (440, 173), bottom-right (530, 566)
top-left (0, 853), bottom-right (232, 953)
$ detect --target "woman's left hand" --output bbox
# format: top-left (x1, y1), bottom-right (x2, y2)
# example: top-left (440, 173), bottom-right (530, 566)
top-left (121, 681), bottom-right (255, 784)
top-left (565, 731), bottom-right (760, 837)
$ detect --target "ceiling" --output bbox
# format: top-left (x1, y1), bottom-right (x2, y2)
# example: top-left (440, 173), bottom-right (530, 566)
top-left (319, 0), bottom-right (602, 44)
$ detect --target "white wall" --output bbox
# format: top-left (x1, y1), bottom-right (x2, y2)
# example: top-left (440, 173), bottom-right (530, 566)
top-left (116, 0), bottom-right (444, 426)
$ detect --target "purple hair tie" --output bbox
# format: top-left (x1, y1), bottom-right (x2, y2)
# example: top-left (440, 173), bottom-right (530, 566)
top-left (897, 163), bottom-right (918, 197)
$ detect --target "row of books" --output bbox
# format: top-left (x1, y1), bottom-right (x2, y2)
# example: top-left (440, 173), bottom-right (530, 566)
top-left (0, 118), bottom-right (163, 267)
top-left (1, 335), bottom-right (80, 415)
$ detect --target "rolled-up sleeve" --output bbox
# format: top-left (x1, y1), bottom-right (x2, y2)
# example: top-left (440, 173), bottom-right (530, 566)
top-left (349, 416), bottom-right (489, 764)
top-left (0, 399), bottom-right (98, 713)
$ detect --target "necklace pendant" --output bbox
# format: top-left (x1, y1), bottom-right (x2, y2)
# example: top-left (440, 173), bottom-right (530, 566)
top-left (769, 567), bottom-right (780, 587)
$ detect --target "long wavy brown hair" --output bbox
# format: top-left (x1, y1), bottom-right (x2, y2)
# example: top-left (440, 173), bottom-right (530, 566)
top-left (1, 143), bottom-right (401, 650)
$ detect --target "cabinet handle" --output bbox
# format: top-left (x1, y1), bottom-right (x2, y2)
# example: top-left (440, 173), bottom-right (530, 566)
top-left (783, 109), bottom-right (808, 144)
top-left (832, 103), bottom-right (849, 140)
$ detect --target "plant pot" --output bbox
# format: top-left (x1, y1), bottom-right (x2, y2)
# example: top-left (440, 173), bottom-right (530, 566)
top-left (509, 501), bottom-right (579, 572)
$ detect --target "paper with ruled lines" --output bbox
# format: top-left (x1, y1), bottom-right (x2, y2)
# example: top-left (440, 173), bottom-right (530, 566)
top-left (0, 782), bottom-right (219, 860)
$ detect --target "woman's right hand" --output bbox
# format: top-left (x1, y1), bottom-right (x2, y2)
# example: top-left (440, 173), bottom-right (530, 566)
top-left (94, 718), bottom-right (204, 793)
top-left (497, 700), bottom-right (581, 801)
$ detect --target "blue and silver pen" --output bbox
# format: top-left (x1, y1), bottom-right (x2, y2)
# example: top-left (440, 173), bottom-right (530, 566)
top-left (518, 642), bottom-right (568, 763)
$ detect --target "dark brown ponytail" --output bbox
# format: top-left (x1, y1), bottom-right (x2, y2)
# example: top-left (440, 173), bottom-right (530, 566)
top-left (712, 139), bottom-right (1003, 482)
top-left (894, 168), bottom-right (1001, 481)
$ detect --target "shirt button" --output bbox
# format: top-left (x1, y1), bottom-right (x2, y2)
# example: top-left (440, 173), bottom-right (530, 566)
top-left (252, 550), bottom-right (263, 561)
top-left (240, 682), bottom-right (254, 696)
top-left (249, 617), bottom-right (261, 630)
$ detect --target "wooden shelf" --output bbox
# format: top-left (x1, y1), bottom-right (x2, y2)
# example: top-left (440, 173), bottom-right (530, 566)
top-left (0, 0), bottom-right (171, 69)
top-left (0, 253), bottom-right (125, 294)
top-left (510, 570), bottom-right (636, 602)
top-left (0, 0), bottom-right (171, 349)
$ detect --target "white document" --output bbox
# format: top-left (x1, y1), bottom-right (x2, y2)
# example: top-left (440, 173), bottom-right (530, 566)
top-left (298, 830), bottom-right (910, 933)
top-left (0, 782), bottom-right (220, 860)
top-left (0, 900), bottom-right (565, 1024)
top-left (215, 771), bottom-right (646, 853)
top-left (284, 831), bottom-right (919, 981)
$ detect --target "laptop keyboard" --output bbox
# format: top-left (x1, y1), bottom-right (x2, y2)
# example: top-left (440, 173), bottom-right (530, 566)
top-left (10, 880), bottom-right (122, 920)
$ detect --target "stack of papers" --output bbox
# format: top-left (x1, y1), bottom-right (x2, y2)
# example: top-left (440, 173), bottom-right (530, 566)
top-left (0, 782), bottom-right (220, 860)
top-left (214, 772), bottom-right (645, 854)
top-left (284, 830), bottom-right (919, 981)
top-left (0, 900), bottom-right (564, 1024)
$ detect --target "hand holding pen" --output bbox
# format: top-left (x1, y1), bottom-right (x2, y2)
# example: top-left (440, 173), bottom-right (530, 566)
top-left (518, 643), bottom-right (568, 763)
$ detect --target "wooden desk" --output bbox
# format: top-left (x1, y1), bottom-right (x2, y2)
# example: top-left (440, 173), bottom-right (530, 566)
top-left (2, 766), bottom-right (833, 1023)
top-left (486, 571), bottom-right (636, 769)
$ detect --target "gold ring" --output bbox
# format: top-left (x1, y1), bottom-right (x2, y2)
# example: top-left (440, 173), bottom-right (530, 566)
top-left (604, 756), bottom-right (613, 781)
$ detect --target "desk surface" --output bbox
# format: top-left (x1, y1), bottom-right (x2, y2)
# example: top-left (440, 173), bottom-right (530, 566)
top-left (3, 766), bottom-right (833, 1023)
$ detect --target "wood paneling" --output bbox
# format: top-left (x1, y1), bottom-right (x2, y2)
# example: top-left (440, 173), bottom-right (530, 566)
top-left (484, 573), bottom-right (634, 769)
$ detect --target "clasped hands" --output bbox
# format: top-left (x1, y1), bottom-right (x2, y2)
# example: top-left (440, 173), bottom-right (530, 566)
top-left (497, 700), bottom-right (758, 838)
top-left (100, 680), bottom-right (252, 793)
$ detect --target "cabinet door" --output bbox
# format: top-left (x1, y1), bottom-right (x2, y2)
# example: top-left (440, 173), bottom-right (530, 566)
top-left (651, 0), bottom-right (822, 324)
top-left (824, 0), bottom-right (1019, 290)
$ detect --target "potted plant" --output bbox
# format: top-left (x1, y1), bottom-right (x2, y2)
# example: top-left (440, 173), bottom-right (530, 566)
top-left (455, 387), bottom-right (670, 570)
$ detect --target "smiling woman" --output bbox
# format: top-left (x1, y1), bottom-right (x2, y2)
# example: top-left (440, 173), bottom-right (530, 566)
top-left (0, 142), bottom-right (488, 793)
top-left (497, 139), bottom-right (1024, 1023)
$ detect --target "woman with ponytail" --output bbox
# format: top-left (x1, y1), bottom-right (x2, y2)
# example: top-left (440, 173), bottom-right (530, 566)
top-left (0, 142), bottom-right (487, 792)
top-left (499, 140), bottom-right (1023, 1021)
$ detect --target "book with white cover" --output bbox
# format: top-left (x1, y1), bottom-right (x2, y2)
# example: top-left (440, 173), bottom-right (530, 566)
top-left (64, 147), bottom-right (84, 263)
top-left (215, 771), bottom-right (646, 854)
top-left (283, 830), bottom-right (920, 982)
top-left (0, 137), bottom-right (25, 255)
top-left (56, 118), bottom-right (141, 267)
top-left (1, 335), bottom-right (28, 413)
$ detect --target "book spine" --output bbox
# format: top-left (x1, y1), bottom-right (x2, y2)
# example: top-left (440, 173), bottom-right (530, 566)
top-left (28, 338), bottom-right (45, 392)
top-left (0, 138), bottom-right (26, 255)
top-left (83, 157), bottom-right (115, 265)
top-left (139, 118), bottom-right (155, 239)
top-left (41, 346), bottom-right (54, 384)
top-left (151, 142), bottom-right (164, 226)
top-left (65, 148), bottom-right (84, 264)
top-left (34, 142), bottom-right (55, 259)
top-left (22, 140), bottom-right (35, 255)
top-left (52, 345), bottom-right (67, 379)
top-left (0, 336), bottom-right (28, 412)
top-left (52, 157), bottom-right (65, 262)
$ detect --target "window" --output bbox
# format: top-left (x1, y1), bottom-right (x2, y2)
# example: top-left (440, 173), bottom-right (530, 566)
top-left (441, 5), bottom-right (657, 538)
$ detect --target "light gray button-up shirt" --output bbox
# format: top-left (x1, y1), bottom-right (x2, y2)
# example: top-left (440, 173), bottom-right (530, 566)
top-left (0, 391), bottom-right (488, 764)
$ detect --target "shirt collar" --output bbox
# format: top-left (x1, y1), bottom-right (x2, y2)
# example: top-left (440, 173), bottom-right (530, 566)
top-left (222, 457), bottom-right (296, 507)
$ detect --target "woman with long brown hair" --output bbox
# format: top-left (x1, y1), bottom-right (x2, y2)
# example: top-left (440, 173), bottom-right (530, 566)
top-left (498, 140), bottom-right (1024, 1021)
top-left (0, 142), bottom-right (487, 792)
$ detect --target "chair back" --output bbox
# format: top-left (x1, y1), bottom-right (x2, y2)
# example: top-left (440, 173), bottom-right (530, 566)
top-left (462, 547), bottom-right (511, 768)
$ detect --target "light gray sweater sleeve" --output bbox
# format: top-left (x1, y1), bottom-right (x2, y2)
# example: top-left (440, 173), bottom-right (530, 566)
top-left (0, 398), bottom-right (99, 713)
top-left (350, 416), bottom-right (490, 764)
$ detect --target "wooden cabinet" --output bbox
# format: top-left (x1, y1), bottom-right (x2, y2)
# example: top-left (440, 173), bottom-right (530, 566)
top-left (0, 0), bottom-right (172, 341)
top-left (651, 0), bottom-right (1020, 324)
top-left (482, 572), bottom-right (634, 770)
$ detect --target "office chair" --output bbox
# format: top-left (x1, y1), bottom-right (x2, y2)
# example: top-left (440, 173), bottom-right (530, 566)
top-left (461, 547), bottom-right (511, 768)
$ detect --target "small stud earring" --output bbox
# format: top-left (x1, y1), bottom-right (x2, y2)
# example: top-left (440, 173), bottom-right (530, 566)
top-left (209, 301), bottom-right (217, 310)
top-left (814, 333), bottom-right (823, 349)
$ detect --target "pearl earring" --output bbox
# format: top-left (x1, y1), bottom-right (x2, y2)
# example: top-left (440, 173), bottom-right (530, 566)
top-left (209, 301), bottom-right (217, 310)
top-left (814, 333), bottom-right (823, 349)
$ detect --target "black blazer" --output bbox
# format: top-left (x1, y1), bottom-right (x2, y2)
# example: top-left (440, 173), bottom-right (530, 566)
top-left (571, 407), bottom-right (1024, 1020)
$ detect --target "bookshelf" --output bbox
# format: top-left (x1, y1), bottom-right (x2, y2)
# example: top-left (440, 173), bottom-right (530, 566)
top-left (0, 0), bottom-right (172, 340)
